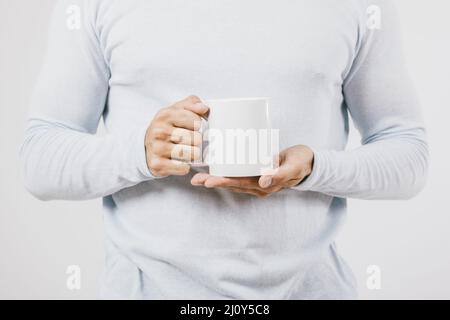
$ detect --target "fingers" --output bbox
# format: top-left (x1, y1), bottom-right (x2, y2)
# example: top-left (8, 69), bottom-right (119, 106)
top-left (145, 95), bottom-right (209, 178)
top-left (258, 165), bottom-right (292, 189)
top-left (191, 174), bottom-right (283, 197)
top-left (191, 173), bottom-right (210, 186)
top-left (156, 97), bottom-right (207, 131)
top-left (258, 146), bottom-right (314, 189)
top-left (175, 95), bottom-right (210, 116)
top-left (189, 145), bottom-right (314, 197)
top-left (258, 149), bottom-right (301, 188)
top-left (170, 109), bottom-right (203, 131)
top-left (151, 140), bottom-right (201, 162)
top-left (203, 176), bottom-right (260, 189)
top-left (152, 126), bottom-right (202, 146)
top-left (148, 157), bottom-right (191, 177)
top-left (182, 102), bottom-right (209, 117)
top-left (170, 128), bottom-right (202, 146)
top-left (191, 175), bottom-right (267, 197)
top-left (193, 174), bottom-right (275, 190)
top-left (171, 144), bottom-right (202, 162)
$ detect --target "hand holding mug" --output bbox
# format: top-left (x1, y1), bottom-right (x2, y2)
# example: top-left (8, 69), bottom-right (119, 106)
top-left (145, 95), bottom-right (208, 177)
top-left (191, 145), bottom-right (314, 197)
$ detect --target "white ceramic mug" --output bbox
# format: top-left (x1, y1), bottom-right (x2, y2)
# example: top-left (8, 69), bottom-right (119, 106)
top-left (192, 97), bottom-right (278, 177)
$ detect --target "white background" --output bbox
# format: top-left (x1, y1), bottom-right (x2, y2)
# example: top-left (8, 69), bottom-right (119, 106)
top-left (1, 0), bottom-right (449, 299)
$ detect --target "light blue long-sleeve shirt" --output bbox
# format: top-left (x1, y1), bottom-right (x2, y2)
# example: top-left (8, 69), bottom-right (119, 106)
top-left (21, 0), bottom-right (428, 299)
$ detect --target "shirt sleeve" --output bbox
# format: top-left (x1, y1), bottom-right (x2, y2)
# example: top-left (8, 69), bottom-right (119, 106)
top-left (294, 0), bottom-right (429, 199)
top-left (20, 0), bottom-right (156, 201)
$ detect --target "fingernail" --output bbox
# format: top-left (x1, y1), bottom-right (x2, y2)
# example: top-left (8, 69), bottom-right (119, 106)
top-left (261, 177), bottom-right (272, 188)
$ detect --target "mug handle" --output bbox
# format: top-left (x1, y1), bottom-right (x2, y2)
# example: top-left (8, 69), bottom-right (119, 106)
top-left (189, 117), bottom-right (209, 167)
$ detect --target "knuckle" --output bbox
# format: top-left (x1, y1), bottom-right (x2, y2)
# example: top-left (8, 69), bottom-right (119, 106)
top-left (149, 158), bottom-right (164, 175)
top-left (156, 107), bottom-right (172, 121)
top-left (150, 158), bottom-right (162, 171)
top-left (152, 127), bottom-right (170, 140)
top-left (187, 95), bottom-right (201, 103)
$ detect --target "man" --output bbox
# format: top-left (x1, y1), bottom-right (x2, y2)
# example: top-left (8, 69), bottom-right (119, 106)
top-left (21, 0), bottom-right (428, 299)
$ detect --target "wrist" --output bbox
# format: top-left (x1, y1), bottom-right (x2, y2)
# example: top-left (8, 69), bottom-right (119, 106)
top-left (291, 146), bottom-right (322, 191)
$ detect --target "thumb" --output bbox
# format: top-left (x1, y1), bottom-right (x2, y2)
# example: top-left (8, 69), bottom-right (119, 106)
top-left (258, 165), bottom-right (292, 189)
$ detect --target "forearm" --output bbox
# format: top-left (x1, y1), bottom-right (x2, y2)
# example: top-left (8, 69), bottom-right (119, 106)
top-left (21, 119), bottom-right (154, 201)
top-left (296, 127), bottom-right (429, 200)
